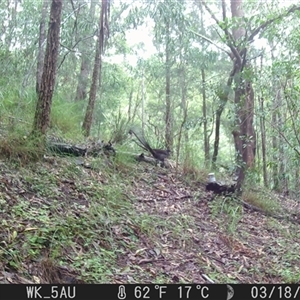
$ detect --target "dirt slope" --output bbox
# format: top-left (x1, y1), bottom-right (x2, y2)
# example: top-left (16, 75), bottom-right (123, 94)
top-left (0, 157), bottom-right (299, 284)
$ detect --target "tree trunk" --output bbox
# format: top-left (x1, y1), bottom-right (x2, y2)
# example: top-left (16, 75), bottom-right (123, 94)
top-left (127, 86), bottom-right (134, 124)
top-left (82, 0), bottom-right (109, 137)
top-left (271, 49), bottom-right (279, 190)
top-left (258, 55), bottom-right (268, 187)
top-left (165, 20), bottom-right (173, 150)
top-left (230, 0), bottom-right (245, 37)
top-left (74, 1), bottom-right (96, 102)
top-left (230, 0), bottom-right (256, 192)
top-left (233, 69), bottom-right (256, 192)
top-left (278, 100), bottom-right (287, 192)
top-left (259, 96), bottom-right (268, 187)
top-left (33, 0), bottom-right (62, 136)
top-left (201, 69), bottom-right (209, 165)
top-left (75, 55), bottom-right (90, 102)
top-left (176, 61), bottom-right (188, 169)
top-left (36, 0), bottom-right (49, 94)
top-left (271, 105), bottom-right (279, 190)
top-left (199, 6), bottom-right (209, 165)
top-left (141, 68), bottom-right (145, 132)
top-left (212, 106), bottom-right (221, 168)
top-left (82, 35), bottom-right (102, 137)
top-left (212, 65), bottom-right (236, 168)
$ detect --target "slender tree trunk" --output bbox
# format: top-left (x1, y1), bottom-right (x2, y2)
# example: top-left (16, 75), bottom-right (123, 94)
top-left (126, 86), bottom-right (134, 124)
top-left (36, 0), bottom-right (49, 94)
top-left (33, 0), bottom-right (62, 136)
top-left (176, 62), bottom-right (188, 169)
top-left (82, 36), bottom-right (102, 137)
top-left (165, 20), bottom-right (173, 150)
top-left (212, 107), bottom-right (222, 168)
top-left (199, 5), bottom-right (209, 165)
top-left (75, 55), bottom-right (90, 102)
top-left (271, 48), bottom-right (279, 190)
top-left (74, 1), bottom-right (96, 102)
top-left (271, 105), bottom-right (279, 190)
top-left (233, 69), bottom-right (256, 191)
top-left (141, 68), bottom-right (145, 132)
top-left (259, 96), bottom-right (268, 187)
top-left (82, 0), bottom-right (109, 137)
top-left (201, 69), bottom-right (209, 164)
top-left (257, 55), bottom-right (268, 187)
top-left (212, 65), bottom-right (236, 168)
top-left (278, 101), bottom-right (287, 192)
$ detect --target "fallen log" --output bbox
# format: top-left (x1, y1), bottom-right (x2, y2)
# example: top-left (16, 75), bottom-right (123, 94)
top-left (205, 173), bottom-right (236, 194)
top-left (46, 139), bottom-right (116, 158)
top-left (47, 142), bottom-right (86, 156)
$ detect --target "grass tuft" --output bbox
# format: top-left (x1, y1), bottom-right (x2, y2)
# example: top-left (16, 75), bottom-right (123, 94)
top-left (0, 131), bottom-right (44, 163)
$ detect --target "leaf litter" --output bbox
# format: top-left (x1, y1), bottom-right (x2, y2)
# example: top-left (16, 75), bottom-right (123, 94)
top-left (0, 158), bottom-right (299, 284)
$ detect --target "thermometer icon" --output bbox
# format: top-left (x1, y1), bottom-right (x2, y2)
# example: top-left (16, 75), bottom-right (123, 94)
top-left (117, 285), bottom-right (126, 300)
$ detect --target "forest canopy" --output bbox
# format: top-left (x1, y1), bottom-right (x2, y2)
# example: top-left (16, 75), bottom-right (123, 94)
top-left (1, 0), bottom-right (300, 194)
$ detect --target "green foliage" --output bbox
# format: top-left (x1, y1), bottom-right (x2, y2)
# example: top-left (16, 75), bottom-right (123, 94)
top-left (243, 189), bottom-right (282, 215)
top-left (50, 99), bottom-right (84, 139)
top-left (209, 195), bottom-right (243, 234)
top-left (1, 0), bottom-right (300, 195)
top-left (181, 144), bottom-right (209, 181)
top-left (0, 86), bottom-right (36, 121)
top-left (0, 131), bottom-right (44, 163)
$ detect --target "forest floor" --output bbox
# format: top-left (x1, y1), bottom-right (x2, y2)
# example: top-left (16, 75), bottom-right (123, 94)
top-left (0, 153), bottom-right (299, 284)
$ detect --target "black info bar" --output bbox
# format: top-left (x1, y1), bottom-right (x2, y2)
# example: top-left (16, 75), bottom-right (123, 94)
top-left (0, 284), bottom-right (299, 300)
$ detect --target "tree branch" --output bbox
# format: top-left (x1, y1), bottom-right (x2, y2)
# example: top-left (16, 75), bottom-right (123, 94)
top-left (264, 117), bottom-right (300, 157)
top-left (248, 4), bottom-right (300, 42)
top-left (221, 0), bottom-right (226, 21)
top-left (188, 29), bottom-right (231, 57)
top-left (200, 1), bottom-right (242, 65)
top-left (58, 34), bottom-right (95, 69)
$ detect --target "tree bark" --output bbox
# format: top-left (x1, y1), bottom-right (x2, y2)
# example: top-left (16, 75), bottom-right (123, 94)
top-left (230, 0), bottom-right (256, 192)
top-left (212, 106), bottom-right (221, 168)
top-left (212, 65), bottom-right (236, 168)
top-left (36, 0), bottom-right (49, 94)
top-left (75, 55), bottom-right (90, 102)
top-left (33, 0), bottom-right (62, 136)
top-left (165, 19), bottom-right (173, 150)
top-left (82, 0), bottom-right (109, 137)
top-left (201, 69), bottom-right (209, 164)
top-left (232, 67), bottom-right (256, 192)
top-left (271, 49), bottom-right (279, 190)
top-left (278, 94), bottom-right (287, 192)
top-left (259, 96), bottom-right (268, 187)
top-left (176, 59), bottom-right (188, 169)
top-left (82, 34), bottom-right (102, 137)
top-left (74, 1), bottom-right (96, 102)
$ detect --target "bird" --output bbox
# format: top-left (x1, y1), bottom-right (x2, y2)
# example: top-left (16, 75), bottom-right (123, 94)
top-left (129, 129), bottom-right (171, 163)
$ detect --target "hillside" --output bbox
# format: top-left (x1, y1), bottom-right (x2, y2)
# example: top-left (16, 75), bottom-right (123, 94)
top-left (0, 153), bottom-right (299, 284)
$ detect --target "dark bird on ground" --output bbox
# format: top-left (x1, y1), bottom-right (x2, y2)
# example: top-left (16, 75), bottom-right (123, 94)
top-left (129, 129), bottom-right (171, 162)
